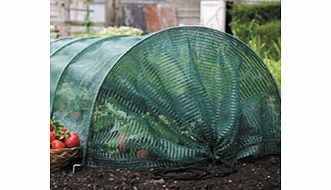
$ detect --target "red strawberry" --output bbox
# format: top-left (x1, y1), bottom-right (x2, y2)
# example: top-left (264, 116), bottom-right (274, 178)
top-left (50, 131), bottom-right (56, 142)
top-left (50, 123), bottom-right (54, 131)
top-left (64, 132), bottom-right (80, 148)
top-left (137, 149), bottom-right (147, 156)
top-left (51, 140), bottom-right (65, 149)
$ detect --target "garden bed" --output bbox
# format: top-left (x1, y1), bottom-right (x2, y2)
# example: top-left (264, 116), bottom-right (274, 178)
top-left (51, 155), bottom-right (280, 190)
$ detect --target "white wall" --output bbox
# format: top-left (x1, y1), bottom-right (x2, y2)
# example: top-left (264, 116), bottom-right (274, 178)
top-left (200, 0), bottom-right (226, 32)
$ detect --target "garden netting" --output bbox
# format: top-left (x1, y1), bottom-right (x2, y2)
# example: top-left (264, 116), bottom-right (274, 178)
top-left (50, 26), bottom-right (280, 169)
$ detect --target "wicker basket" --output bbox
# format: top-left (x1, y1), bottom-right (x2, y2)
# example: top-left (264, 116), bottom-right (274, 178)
top-left (50, 147), bottom-right (81, 171)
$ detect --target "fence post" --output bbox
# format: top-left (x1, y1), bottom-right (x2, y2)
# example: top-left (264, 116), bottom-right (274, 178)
top-left (200, 0), bottom-right (226, 32)
top-left (105, 0), bottom-right (122, 27)
top-left (57, 0), bottom-right (71, 36)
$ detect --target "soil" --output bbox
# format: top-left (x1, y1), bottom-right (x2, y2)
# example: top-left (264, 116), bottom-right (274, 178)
top-left (51, 155), bottom-right (280, 190)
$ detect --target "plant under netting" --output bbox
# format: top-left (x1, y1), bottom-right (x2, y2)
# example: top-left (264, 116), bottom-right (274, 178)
top-left (50, 26), bottom-right (280, 169)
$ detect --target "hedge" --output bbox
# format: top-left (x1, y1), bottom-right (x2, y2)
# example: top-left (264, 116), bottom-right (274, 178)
top-left (228, 1), bottom-right (281, 89)
top-left (230, 2), bottom-right (281, 25)
top-left (229, 2), bottom-right (281, 60)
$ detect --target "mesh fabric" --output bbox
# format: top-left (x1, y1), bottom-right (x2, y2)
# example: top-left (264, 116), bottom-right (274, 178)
top-left (50, 26), bottom-right (280, 169)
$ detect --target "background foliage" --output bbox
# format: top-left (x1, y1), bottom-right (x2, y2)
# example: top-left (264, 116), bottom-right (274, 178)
top-left (229, 2), bottom-right (281, 89)
top-left (72, 26), bottom-right (144, 38)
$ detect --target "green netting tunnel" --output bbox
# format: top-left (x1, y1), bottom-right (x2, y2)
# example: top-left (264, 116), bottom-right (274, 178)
top-left (50, 26), bottom-right (280, 169)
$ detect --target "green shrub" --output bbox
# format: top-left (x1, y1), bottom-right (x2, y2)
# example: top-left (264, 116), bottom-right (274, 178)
top-left (230, 2), bottom-right (281, 25)
top-left (229, 2), bottom-right (281, 89)
top-left (229, 2), bottom-right (281, 48)
top-left (247, 35), bottom-right (281, 89)
top-left (230, 2), bottom-right (281, 60)
top-left (245, 24), bottom-right (281, 61)
top-left (255, 20), bottom-right (281, 50)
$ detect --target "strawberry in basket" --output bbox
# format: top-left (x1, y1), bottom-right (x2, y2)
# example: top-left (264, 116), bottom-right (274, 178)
top-left (50, 119), bottom-right (81, 171)
top-left (50, 119), bottom-right (80, 149)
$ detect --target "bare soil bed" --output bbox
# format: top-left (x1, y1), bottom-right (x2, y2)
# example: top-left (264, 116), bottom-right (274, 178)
top-left (51, 155), bottom-right (280, 190)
